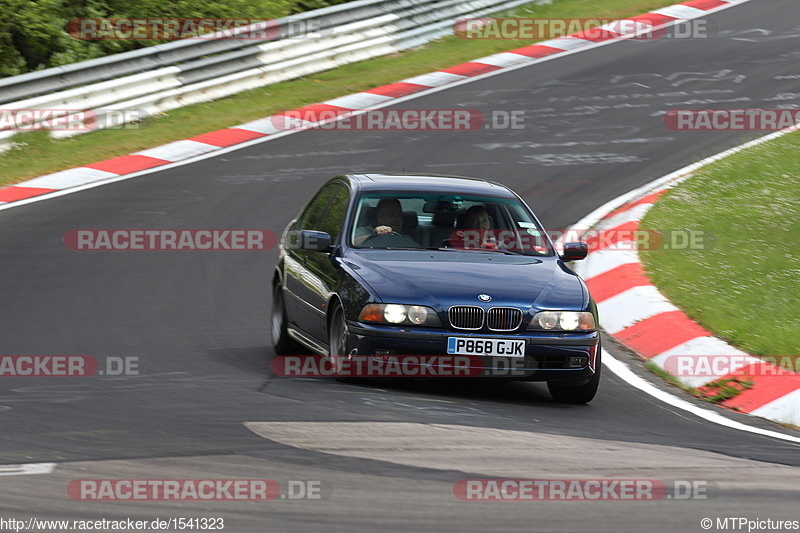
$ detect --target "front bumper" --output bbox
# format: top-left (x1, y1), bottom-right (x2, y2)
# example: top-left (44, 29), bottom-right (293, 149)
top-left (347, 322), bottom-right (600, 383)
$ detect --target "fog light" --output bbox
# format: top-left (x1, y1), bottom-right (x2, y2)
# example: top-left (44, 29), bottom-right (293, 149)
top-left (568, 356), bottom-right (588, 368)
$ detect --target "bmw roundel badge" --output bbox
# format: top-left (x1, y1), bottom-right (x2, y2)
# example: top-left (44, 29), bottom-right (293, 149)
top-left (478, 294), bottom-right (492, 302)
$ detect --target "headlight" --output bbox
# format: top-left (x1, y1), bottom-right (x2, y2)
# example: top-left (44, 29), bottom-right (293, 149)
top-left (358, 304), bottom-right (441, 326)
top-left (528, 311), bottom-right (596, 331)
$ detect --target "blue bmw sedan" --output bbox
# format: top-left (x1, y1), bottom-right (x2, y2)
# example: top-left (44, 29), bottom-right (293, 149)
top-left (271, 173), bottom-right (601, 403)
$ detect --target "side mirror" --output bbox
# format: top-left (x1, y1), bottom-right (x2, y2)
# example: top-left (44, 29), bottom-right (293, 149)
top-left (288, 230), bottom-right (331, 252)
top-left (560, 241), bottom-right (588, 262)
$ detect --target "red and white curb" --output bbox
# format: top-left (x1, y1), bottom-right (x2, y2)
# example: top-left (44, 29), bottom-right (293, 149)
top-left (570, 127), bottom-right (800, 429)
top-left (0, 0), bottom-right (747, 207)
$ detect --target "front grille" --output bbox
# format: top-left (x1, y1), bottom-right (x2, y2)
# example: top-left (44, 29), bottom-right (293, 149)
top-left (449, 306), bottom-right (523, 331)
top-left (448, 306), bottom-right (484, 330)
top-left (486, 307), bottom-right (523, 331)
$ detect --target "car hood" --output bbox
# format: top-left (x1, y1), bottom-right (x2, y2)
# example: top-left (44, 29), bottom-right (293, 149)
top-left (345, 250), bottom-right (587, 311)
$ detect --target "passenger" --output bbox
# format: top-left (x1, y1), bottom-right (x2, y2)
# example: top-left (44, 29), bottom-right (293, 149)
top-left (453, 205), bottom-right (497, 249)
top-left (464, 205), bottom-right (491, 230)
top-left (354, 198), bottom-right (404, 246)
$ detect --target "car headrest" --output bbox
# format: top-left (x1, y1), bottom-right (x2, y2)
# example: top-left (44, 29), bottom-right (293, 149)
top-left (403, 210), bottom-right (418, 228)
top-left (432, 211), bottom-right (457, 227)
top-left (358, 206), bottom-right (377, 228)
top-left (456, 212), bottom-right (494, 229)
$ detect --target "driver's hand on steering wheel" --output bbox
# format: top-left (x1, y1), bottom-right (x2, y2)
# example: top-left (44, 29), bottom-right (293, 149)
top-left (374, 225), bottom-right (393, 235)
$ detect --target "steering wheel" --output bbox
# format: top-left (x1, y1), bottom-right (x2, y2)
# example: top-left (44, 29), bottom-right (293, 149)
top-left (361, 231), bottom-right (401, 244)
top-left (360, 231), bottom-right (420, 248)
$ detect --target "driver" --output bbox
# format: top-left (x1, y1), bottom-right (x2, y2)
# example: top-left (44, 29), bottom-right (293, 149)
top-left (354, 198), bottom-right (404, 246)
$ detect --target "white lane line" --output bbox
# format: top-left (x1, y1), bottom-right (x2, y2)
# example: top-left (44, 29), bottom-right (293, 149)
top-left (603, 354), bottom-right (800, 444)
top-left (0, 463), bottom-right (56, 476)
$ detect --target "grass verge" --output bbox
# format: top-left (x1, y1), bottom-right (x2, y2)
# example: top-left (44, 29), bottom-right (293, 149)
top-left (640, 131), bottom-right (800, 364)
top-left (0, 0), bottom-right (679, 187)
top-left (645, 361), bottom-right (753, 405)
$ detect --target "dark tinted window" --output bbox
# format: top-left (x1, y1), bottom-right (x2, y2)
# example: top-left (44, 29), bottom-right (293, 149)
top-left (318, 184), bottom-right (349, 243)
top-left (298, 183), bottom-right (338, 230)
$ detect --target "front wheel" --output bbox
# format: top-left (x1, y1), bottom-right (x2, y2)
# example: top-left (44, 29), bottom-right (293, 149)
top-left (547, 341), bottom-right (602, 404)
top-left (328, 303), bottom-right (353, 382)
top-left (272, 282), bottom-right (300, 355)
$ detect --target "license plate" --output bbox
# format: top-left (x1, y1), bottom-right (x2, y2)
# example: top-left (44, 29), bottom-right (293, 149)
top-left (447, 337), bottom-right (525, 357)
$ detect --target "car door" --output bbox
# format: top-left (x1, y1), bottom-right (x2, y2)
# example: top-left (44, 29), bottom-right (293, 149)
top-left (302, 182), bottom-right (350, 342)
top-left (283, 181), bottom-right (350, 343)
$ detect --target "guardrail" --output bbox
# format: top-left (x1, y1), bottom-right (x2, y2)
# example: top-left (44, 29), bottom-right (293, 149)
top-left (0, 0), bottom-right (539, 147)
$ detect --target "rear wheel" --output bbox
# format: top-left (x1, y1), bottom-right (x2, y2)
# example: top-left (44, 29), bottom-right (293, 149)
top-left (271, 282), bottom-right (301, 355)
top-left (547, 340), bottom-right (602, 404)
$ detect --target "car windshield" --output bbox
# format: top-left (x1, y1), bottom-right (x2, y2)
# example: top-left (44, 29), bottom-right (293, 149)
top-left (350, 192), bottom-right (554, 256)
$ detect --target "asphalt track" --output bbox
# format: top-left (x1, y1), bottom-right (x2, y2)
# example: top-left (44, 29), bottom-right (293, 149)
top-left (1, 1), bottom-right (799, 530)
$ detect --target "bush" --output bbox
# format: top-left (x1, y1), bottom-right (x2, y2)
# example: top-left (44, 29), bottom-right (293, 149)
top-left (0, 0), bottom-right (353, 77)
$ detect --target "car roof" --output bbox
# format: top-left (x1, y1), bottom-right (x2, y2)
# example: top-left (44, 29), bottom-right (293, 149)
top-left (344, 173), bottom-right (517, 197)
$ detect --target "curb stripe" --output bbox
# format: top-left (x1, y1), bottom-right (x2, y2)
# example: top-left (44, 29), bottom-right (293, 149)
top-left (508, 44), bottom-right (564, 58)
top-left (649, 337), bottom-right (752, 388)
top-left (682, 0), bottom-right (730, 9)
top-left (364, 82), bottom-right (429, 97)
top-left (652, 5), bottom-right (706, 18)
top-left (597, 285), bottom-right (679, 335)
top-left (585, 262), bottom-right (649, 303)
top-left (614, 311), bottom-right (710, 359)
top-left (0, 186), bottom-right (58, 202)
top-left (188, 128), bottom-right (266, 147)
top-left (86, 154), bottom-right (170, 174)
top-left (721, 365), bottom-right (800, 412)
top-left (627, 14), bottom-right (679, 27)
top-left (134, 140), bottom-right (220, 162)
top-left (585, 220), bottom-right (639, 253)
top-left (441, 62), bottom-right (502, 77)
top-left (602, 191), bottom-right (667, 220)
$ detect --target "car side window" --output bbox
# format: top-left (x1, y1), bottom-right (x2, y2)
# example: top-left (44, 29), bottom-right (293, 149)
top-left (318, 184), bottom-right (349, 244)
top-left (298, 184), bottom-right (338, 231)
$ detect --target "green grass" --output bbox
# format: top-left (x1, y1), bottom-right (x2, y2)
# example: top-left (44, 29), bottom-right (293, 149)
top-left (645, 361), bottom-right (753, 405)
top-left (0, 0), bottom-right (678, 187)
top-left (640, 131), bottom-right (800, 363)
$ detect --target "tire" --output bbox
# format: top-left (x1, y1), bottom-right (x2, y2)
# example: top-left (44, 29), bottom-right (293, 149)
top-left (271, 282), bottom-right (301, 355)
top-left (328, 303), bottom-right (353, 382)
top-left (547, 340), bottom-right (602, 404)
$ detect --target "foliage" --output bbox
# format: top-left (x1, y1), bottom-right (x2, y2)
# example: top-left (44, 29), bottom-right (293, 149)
top-left (0, 0), bottom-right (340, 77)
